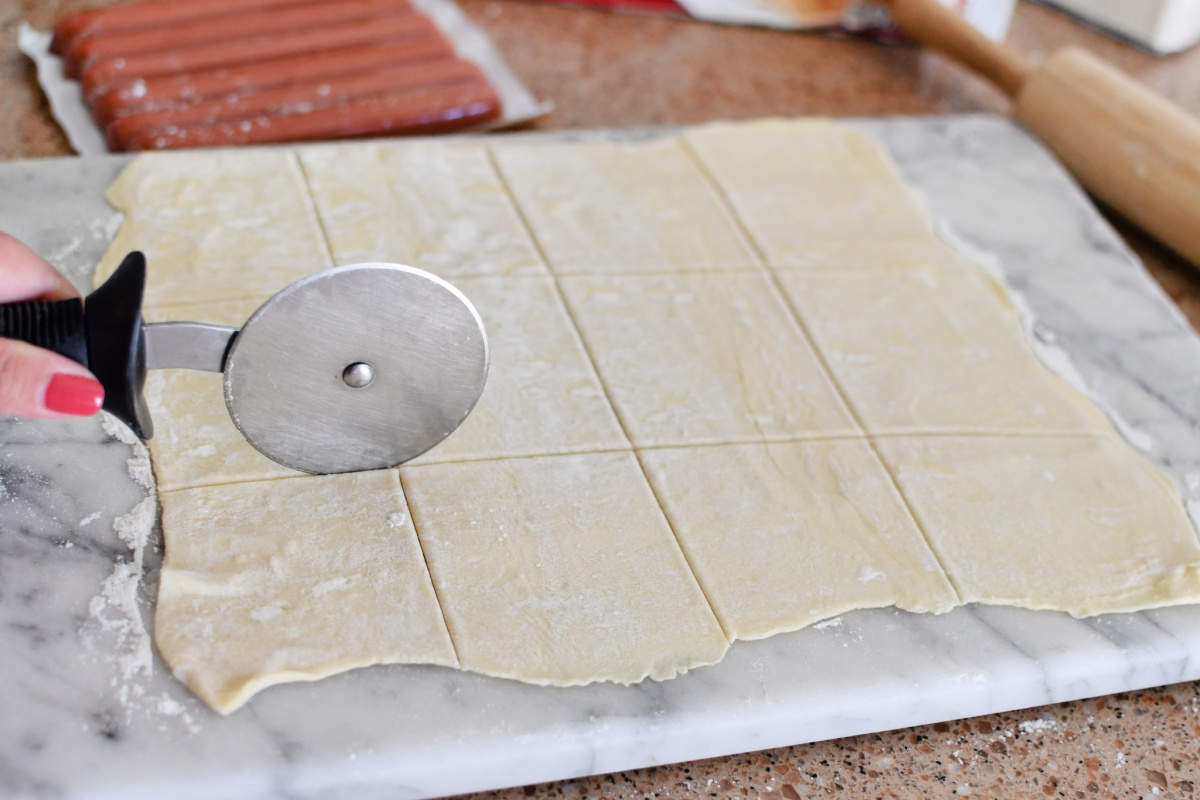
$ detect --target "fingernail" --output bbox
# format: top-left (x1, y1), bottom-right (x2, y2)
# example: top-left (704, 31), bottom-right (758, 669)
top-left (44, 373), bottom-right (104, 416)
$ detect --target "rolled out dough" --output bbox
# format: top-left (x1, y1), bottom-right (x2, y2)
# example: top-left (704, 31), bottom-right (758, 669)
top-left (491, 137), bottom-right (759, 274)
top-left (400, 452), bottom-right (728, 684)
top-left (96, 118), bottom-right (1200, 715)
top-left (777, 270), bottom-right (1114, 435)
top-left (639, 440), bottom-right (958, 641)
top-left (96, 150), bottom-right (332, 308)
top-left (558, 271), bottom-right (859, 446)
top-left (683, 119), bottom-right (938, 267)
top-left (299, 142), bottom-right (545, 279)
top-left (156, 470), bottom-right (456, 714)
top-left (875, 436), bottom-right (1200, 616)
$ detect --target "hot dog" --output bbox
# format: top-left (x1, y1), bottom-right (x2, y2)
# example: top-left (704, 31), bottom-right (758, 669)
top-left (117, 79), bottom-right (502, 150)
top-left (107, 58), bottom-right (484, 149)
top-left (80, 13), bottom-right (440, 98)
top-left (52, 0), bottom-right (334, 55)
top-left (91, 38), bottom-right (455, 126)
top-left (65, 0), bottom-right (415, 78)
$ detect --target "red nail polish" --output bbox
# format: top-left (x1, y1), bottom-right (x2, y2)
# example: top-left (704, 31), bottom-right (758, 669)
top-left (44, 374), bottom-right (105, 416)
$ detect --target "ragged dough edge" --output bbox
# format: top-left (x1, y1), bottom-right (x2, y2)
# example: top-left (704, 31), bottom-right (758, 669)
top-left (171, 651), bottom-right (436, 717)
top-left (980, 564), bottom-right (1200, 619)
top-left (934, 218), bottom-right (1160, 454)
top-left (993, 452), bottom-right (1200, 618)
top-left (934, 211), bottom-right (1198, 535)
top-left (457, 639), bottom-right (731, 689)
top-left (918, 214), bottom-right (1200, 614)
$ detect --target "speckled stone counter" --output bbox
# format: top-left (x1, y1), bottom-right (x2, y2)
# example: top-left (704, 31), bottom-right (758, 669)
top-left (5, 2), bottom-right (1200, 798)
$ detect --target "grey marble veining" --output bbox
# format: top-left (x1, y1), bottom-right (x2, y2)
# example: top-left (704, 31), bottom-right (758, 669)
top-left (2, 115), bottom-right (1200, 800)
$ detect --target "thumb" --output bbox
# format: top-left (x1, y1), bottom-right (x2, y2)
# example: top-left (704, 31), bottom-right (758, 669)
top-left (0, 338), bottom-right (104, 418)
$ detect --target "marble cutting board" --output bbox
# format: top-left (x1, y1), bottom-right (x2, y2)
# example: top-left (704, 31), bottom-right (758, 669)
top-left (3, 114), bottom-right (1200, 800)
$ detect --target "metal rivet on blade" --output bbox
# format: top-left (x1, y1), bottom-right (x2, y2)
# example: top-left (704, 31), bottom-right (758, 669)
top-left (342, 361), bottom-right (375, 388)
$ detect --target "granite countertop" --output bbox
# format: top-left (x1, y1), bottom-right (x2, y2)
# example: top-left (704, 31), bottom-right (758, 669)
top-left (5, 1), bottom-right (1200, 797)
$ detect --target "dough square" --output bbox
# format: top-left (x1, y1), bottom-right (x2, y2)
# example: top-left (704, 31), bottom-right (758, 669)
top-left (141, 299), bottom-right (304, 491)
top-left (400, 452), bottom-right (729, 684)
top-left (156, 470), bottom-right (456, 715)
top-left (778, 270), bottom-right (1113, 435)
top-left (299, 142), bottom-right (547, 279)
top-left (96, 151), bottom-right (333, 308)
top-left (639, 440), bottom-right (958, 641)
top-left (490, 137), bottom-right (759, 275)
top-left (409, 275), bottom-right (629, 464)
top-left (559, 272), bottom-right (860, 447)
top-left (875, 435), bottom-right (1200, 616)
top-left (683, 119), bottom-right (936, 268)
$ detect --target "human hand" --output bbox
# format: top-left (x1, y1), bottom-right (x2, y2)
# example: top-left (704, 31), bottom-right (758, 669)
top-left (0, 233), bottom-right (104, 418)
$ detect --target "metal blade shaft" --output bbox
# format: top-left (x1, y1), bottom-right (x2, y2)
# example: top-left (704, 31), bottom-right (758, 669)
top-left (143, 321), bottom-right (238, 373)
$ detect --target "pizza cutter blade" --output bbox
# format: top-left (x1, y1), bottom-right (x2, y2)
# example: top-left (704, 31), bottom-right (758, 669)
top-left (0, 251), bottom-right (489, 474)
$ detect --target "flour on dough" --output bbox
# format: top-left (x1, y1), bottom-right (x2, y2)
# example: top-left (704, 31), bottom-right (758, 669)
top-left (640, 440), bottom-right (958, 640)
top-left (777, 270), bottom-right (1114, 435)
top-left (299, 142), bottom-right (546, 279)
top-left (683, 119), bottom-right (955, 270)
top-left (96, 150), bottom-right (332, 308)
top-left (559, 271), bottom-right (860, 446)
top-left (876, 435), bottom-right (1200, 616)
top-left (408, 275), bottom-right (629, 465)
top-left (400, 452), bottom-right (729, 684)
top-left (156, 470), bottom-right (456, 715)
top-left (491, 137), bottom-right (758, 274)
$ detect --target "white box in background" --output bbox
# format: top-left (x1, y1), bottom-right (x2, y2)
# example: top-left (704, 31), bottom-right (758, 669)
top-left (1039, 0), bottom-right (1200, 54)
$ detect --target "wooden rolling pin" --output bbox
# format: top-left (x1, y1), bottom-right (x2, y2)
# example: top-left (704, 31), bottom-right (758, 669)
top-left (883, 0), bottom-right (1200, 269)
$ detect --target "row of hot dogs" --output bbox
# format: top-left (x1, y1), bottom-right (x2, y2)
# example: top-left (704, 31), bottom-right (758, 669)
top-left (52, 0), bottom-right (504, 150)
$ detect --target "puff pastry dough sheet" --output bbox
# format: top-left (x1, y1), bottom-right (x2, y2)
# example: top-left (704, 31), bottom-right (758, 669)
top-left (777, 270), bottom-right (1114, 435)
top-left (97, 150), bottom-right (333, 308)
top-left (875, 436), bottom-right (1200, 616)
top-left (96, 117), bottom-right (1200, 716)
top-left (400, 452), bottom-right (729, 684)
top-left (558, 272), bottom-right (859, 446)
top-left (156, 471), bottom-right (456, 714)
top-left (683, 119), bottom-right (940, 268)
top-left (298, 142), bottom-right (545, 280)
top-left (491, 137), bottom-right (759, 274)
top-left (639, 440), bottom-right (958, 641)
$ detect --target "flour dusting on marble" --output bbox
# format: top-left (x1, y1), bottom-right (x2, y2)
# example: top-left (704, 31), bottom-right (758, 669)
top-left (88, 495), bottom-right (156, 687)
top-left (86, 412), bottom-right (175, 720)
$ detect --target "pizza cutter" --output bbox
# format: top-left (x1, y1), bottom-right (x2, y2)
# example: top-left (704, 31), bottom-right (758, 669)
top-left (0, 252), bottom-right (489, 474)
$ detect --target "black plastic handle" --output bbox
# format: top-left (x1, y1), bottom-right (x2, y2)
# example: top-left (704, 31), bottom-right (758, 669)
top-left (0, 295), bottom-right (88, 366)
top-left (0, 252), bottom-right (153, 440)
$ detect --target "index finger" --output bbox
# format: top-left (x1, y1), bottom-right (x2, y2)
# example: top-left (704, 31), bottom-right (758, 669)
top-left (0, 233), bottom-right (81, 303)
